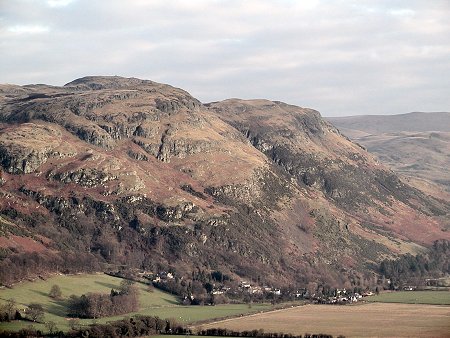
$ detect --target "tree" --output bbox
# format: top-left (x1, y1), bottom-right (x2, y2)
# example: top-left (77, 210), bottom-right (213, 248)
top-left (6, 298), bottom-right (16, 320)
top-left (49, 284), bottom-right (62, 299)
top-left (45, 320), bottom-right (58, 334)
top-left (69, 318), bottom-right (80, 330)
top-left (26, 303), bottom-right (44, 322)
top-left (120, 279), bottom-right (135, 294)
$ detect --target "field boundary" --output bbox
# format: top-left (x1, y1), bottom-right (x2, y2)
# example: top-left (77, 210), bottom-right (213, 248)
top-left (192, 303), bottom-right (307, 328)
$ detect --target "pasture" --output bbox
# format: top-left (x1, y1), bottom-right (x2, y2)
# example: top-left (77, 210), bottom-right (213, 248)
top-left (367, 290), bottom-right (450, 305)
top-left (199, 303), bottom-right (450, 338)
top-left (0, 273), bottom-right (271, 332)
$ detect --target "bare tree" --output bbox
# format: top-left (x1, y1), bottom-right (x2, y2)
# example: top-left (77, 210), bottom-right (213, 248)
top-left (45, 321), bottom-right (58, 334)
top-left (6, 298), bottom-right (17, 320)
top-left (26, 303), bottom-right (44, 322)
top-left (49, 284), bottom-right (62, 299)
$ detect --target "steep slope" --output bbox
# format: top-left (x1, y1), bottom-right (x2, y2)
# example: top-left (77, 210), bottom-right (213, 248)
top-left (207, 100), bottom-right (449, 253)
top-left (0, 77), bottom-right (448, 289)
top-left (327, 113), bottom-right (450, 194)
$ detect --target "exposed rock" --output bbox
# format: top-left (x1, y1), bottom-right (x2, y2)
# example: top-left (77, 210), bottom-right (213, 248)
top-left (47, 168), bottom-right (118, 187)
top-left (157, 138), bottom-right (217, 162)
top-left (0, 123), bottom-right (76, 174)
top-left (127, 149), bottom-right (148, 161)
top-left (156, 202), bottom-right (198, 222)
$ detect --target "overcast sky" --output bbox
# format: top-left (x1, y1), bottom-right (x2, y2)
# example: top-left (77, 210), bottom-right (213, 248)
top-left (1, 0), bottom-right (449, 116)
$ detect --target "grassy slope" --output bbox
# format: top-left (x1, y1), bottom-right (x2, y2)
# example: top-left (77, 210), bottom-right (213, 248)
top-left (0, 273), bottom-right (271, 332)
top-left (367, 291), bottom-right (450, 305)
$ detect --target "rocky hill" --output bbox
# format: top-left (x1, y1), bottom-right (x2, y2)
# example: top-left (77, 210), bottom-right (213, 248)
top-left (327, 112), bottom-right (450, 195)
top-left (0, 77), bottom-right (449, 288)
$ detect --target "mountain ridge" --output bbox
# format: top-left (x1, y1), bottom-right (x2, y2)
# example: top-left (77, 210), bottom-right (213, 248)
top-left (0, 76), bottom-right (448, 289)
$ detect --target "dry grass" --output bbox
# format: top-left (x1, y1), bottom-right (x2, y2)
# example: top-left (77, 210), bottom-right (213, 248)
top-left (200, 303), bottom-right (450, 338)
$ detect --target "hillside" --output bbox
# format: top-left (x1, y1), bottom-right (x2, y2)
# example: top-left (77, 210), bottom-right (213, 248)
top-left (327, 112), bottom-right (450, 194)
top-left (0, 77), bottom-right (449, 290)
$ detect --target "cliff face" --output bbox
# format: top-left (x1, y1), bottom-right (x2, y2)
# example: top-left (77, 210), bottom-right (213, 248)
top-left (208, 100), bottom-right (448, 218)
top-left (0, 77), bottom-right (448, 286)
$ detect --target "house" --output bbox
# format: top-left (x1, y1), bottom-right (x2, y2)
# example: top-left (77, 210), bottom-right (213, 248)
top-left (336, 288), bottom-right (347, 296)
top-left (250, 286), bottom-right (263, 294)
top-left (271, 288), bottom-right (281, 296)
top-left (240, 281), bottom-right (251, 289)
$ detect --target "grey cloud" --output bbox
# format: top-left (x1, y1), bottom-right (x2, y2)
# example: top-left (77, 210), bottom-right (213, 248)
top-left (0, 0), bottom-right (449, 116)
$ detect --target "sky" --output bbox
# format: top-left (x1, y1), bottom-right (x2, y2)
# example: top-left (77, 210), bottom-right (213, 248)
top-left (0, 0), bottom-right (449, 116)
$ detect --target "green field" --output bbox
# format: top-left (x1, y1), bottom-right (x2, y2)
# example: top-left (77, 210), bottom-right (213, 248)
top-left (367, 290), bottom-right (450, 305)
top-left (0, 273), bottom-right (272, 332)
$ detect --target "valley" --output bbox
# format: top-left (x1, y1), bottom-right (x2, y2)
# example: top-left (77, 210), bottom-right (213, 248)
top-left (327, 112), bottom-right (450, 196)
top-left (2, 272), bottom-right (449, 337)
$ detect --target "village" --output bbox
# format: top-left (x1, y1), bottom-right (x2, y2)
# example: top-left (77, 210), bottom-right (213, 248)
top-left (235, 280), bottom-right (376, 304)
top-left (135, 269), bottom-right (379, 306)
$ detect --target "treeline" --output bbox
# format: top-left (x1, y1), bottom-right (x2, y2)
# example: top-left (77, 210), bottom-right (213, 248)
top-left (68, 281), bottom-right (139, 318)
top-left (379, 239), bottom-right (449, 285)
top-left (198, 328), bottom-right (336, 338)
top-left (0, 250), bottom-right (101, 286)
top-left (0, 315), bottom-right (340, 338)
top-left (66, 316), bottom-right (187, 338)
top-left (0, 315), bottom-right (187, 338)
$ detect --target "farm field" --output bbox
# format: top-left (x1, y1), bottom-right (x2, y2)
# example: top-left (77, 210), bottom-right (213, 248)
top-left (0, 273), bottom-right (272, 332)
top-left (199, 303), bottom-right (450, 338)
top-left (367, 290), bottom-right (450, 305)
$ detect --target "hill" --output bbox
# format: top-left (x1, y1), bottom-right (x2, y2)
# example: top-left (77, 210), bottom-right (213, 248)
top-left (327, 112), bottom-right (450, 194)
top-left (0, 77), bottom-right (449, 290)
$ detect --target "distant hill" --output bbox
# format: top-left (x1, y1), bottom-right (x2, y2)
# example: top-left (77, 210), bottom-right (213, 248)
top-left (327, 112), bottom-right (450, 195)
top-left (327, 112), bottom-right (450, 134)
